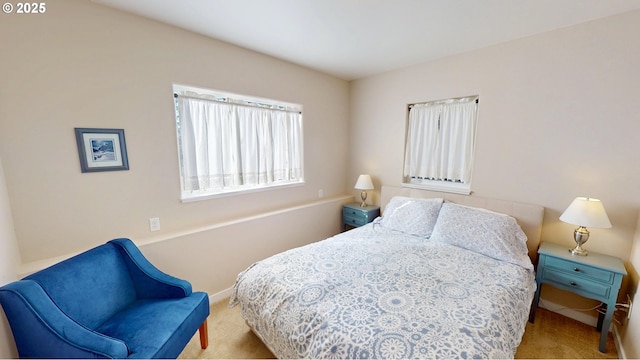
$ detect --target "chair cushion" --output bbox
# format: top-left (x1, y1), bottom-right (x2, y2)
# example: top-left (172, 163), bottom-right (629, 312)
top-left (96, 291), bottom-right (209, 359)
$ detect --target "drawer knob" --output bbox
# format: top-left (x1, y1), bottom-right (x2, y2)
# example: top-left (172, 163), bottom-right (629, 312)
top-left (573, 267), bottom-right (580, 272)
top-left (570, 281), bottom-right (577, 286)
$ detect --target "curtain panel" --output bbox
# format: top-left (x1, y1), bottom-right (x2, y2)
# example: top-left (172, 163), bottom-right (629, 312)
top-left (404, 98), bottom-right (477, 184)
top-left (176, 96), bottom-right (303, 195)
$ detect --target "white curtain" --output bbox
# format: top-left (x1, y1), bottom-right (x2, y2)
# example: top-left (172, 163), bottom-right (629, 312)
top-left (177, 96), bottom-right (303, 193)
top-left (404, 99), bottom-right (477, 183)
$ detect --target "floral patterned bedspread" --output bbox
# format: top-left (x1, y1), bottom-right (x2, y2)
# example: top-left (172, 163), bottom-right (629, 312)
top-left (230, 223), bottom-right (536, 359)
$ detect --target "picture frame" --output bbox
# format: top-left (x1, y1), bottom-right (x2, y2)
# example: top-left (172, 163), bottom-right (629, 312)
top-left (74, 128), bottom-right (129, 173)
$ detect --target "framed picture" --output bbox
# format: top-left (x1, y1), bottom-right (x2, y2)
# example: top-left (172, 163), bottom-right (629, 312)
top-left (74, 128), bottom-right (129, 173)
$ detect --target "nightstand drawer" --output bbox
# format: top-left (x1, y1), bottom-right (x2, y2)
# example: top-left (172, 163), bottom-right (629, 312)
top-left (342, 207), bottom-right (377, 221)
top-left (343, 214), bottom-right (369, 227)
top-left (545, 257), bottom-right (614, 284)
top-left (542, 268), bottom-right (611, 299)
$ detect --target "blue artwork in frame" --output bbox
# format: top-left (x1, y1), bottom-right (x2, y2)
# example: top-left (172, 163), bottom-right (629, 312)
top-left (74, 128), bottom-right (129, 173)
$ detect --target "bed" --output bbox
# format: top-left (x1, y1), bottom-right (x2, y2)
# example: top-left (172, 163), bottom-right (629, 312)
top-left (230, 185), bottom-right (544, 359)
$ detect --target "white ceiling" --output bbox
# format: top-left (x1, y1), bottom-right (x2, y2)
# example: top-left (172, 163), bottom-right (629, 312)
top-left (94, 0), bottom-right (640, 80)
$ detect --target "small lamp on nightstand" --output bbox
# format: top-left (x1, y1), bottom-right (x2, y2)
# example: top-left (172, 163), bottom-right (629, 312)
top-left (560, 197), bottom-right (612, 256)
top-left (354, 174), bottom-right (374, 207)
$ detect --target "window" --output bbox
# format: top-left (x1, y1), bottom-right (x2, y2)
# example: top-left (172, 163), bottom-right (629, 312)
top-left (403, 96), bottom-right (478, 195)
top-left (173, 85), bottom-right (303, 201)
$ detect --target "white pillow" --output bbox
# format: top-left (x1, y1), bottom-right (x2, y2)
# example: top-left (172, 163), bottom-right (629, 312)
top-left (430, 203), bottom-right (533, 269)
top-left (377, 196), bottom-right (443, 238)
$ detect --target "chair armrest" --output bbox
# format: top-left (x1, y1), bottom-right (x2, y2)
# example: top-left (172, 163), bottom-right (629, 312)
top-left (109, 238), bottom-right (192, 299)
top-left (0, 280), bottom-right (129, 359)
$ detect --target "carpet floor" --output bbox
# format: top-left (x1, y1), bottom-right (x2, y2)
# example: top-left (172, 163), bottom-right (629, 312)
top-left (179, 299), bottom-right (618, 359)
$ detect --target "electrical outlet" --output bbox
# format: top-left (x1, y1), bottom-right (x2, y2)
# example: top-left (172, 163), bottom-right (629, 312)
top-left (149, 217), bottom-right (160, 232)
top-left (318, 189), bottom-right (324, 198)
top-left (616, 294), bottom-right (634, 321)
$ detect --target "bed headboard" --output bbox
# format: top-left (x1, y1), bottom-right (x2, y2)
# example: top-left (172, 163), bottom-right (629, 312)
top-left (381, 185), bottom-right (545, 261)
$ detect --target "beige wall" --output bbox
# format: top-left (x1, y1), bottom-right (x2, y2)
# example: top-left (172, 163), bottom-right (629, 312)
top-left (618, 212), bottom-right (640, 358)
top-left (0, 158), bottom-right (19, 358)
top-left (350, 9), bottom-right (640, 355)
top-left (134, 195), bottom-right (351, 303)
top-left (0, 0), bottom-right (350, 266)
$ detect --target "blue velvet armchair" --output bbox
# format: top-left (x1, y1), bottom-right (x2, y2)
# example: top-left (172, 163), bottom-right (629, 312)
top-left (0, 238), bottom-right (209, 358)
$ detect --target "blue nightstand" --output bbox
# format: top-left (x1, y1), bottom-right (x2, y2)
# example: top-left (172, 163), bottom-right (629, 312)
top-left (529, 241), bottom-right (626, 353)
top-left (342, 202), bottom-right (380, 231)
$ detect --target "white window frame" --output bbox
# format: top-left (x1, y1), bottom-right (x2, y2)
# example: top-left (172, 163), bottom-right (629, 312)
top-left (402, 96), bottom-right (478, 195)
top-left (173, 84), bottom-right (304, 202)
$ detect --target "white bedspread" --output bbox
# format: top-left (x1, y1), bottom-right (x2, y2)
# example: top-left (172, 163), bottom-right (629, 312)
top-left (230, 223), bottom-right (536, 359)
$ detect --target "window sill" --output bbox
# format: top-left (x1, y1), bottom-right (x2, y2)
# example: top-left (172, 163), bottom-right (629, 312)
top-left (181, 181), bottom-right (305, 203)
top-left (401, 180), bottom-right (471, 195)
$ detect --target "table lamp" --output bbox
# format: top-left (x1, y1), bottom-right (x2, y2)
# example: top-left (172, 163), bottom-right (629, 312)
top-left (559, 197), bottom-right (611, 256)
top-left (354, 174), bottom-right (374, 207)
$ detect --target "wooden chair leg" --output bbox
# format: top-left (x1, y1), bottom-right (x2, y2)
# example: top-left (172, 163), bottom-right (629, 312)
top-left (199, 320), bottom-right (209, 349)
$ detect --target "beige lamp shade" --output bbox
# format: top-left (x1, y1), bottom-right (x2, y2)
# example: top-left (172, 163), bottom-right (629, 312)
top-left (354, 174), bottom-right (374, 190)
top-left (560, 197), bottom-right (611, 256)
top-left (560, 197), bottom-right (611, 228)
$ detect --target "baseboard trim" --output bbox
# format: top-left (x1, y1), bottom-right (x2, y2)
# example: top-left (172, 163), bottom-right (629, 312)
top-left (612, 325), bottom-right (627, 359)
top-left (209, 287), bottom-right (233, 305)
